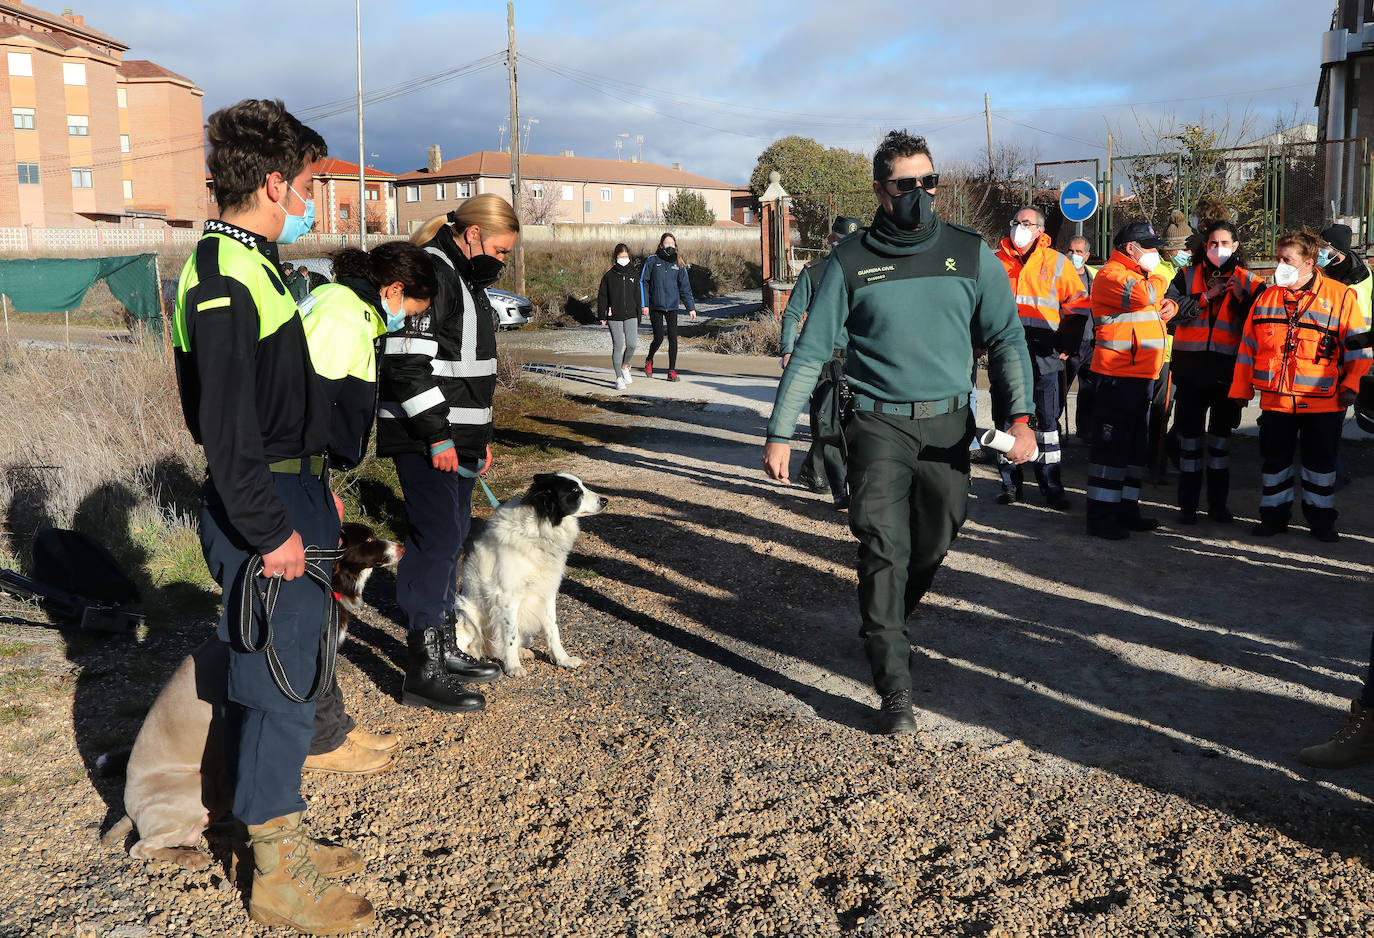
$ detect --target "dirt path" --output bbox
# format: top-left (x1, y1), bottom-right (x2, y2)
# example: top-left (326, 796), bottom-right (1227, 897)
top-left (5, 357), bottom-right (1374, 935)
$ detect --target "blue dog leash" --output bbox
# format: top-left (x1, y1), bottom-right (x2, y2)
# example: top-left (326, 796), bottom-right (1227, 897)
top-left (457, 462), bottom-right (501, 510)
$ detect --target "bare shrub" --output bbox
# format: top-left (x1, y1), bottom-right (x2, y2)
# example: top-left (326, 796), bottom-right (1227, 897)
top-left (698, 313), bottom-right (781, 356)
top-left (0, 339), bottom-right (200, 561)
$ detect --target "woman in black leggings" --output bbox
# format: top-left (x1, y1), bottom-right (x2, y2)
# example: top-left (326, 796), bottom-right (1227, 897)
top-left (638, 232), bottom-right (697, 381)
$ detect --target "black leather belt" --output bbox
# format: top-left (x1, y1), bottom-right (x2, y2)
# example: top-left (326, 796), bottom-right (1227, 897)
top-left (851, 393), bottom-right (967, 419)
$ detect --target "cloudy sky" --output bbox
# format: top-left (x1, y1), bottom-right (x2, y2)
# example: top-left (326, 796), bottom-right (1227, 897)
top-left (75, 0), bottom-right (1324, 186)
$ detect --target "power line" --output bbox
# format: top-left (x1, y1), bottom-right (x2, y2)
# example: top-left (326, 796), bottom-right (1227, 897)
top-left (992, 113), bottom-right (1104, 151)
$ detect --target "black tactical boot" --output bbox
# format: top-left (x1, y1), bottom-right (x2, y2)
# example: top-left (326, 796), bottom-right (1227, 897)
top-left (440, 611), bottom-right (502, 684)
top-left (877, 689), bottom-right (917, 736)
top-left (403, 628), bottom-right (485, 713)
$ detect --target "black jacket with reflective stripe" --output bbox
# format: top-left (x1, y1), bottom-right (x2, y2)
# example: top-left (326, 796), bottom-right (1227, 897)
top-left (376, 225), bottom-right (498, 458)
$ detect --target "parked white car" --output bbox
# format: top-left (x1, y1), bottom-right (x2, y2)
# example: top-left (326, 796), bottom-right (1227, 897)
top-left (287, 256), bottom-right (532, 329)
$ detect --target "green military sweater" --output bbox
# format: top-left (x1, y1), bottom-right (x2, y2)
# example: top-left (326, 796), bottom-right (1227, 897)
top-left (766, 210), bottom-right (1033, 442)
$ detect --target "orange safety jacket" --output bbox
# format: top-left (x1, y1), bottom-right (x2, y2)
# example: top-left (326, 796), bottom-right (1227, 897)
top-left (1169, 262), bottom-right (1267, 387)
top-left (1229, 270), bottom-right (1372, 413)
top-left (996, 233), bottom-right (1089, 339)
top-left (1088, 250), bottom-right (1173, 379)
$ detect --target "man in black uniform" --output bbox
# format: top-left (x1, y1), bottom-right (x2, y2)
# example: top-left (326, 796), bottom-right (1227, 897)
top-left (173, 100), bottom-right (372, 934)
top-left (763, 130), bottom-right (1035, 735)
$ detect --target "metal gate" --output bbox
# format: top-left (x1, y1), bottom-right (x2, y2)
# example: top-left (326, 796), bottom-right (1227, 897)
top-left (1038, 138), bottom-right (1371, 260)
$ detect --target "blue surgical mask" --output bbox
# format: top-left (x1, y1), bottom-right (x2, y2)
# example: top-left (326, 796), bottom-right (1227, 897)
top-left (383, 293), bottom-right (406, 333)
top-left (1172, 251), bottom-right (1191, 267)
top-left (1318, 247), bottom-right (1332, 267)
top-left (1069, 254), bottom-right (1084, 270)
top-left (277, 184), bottom-right (315, 244)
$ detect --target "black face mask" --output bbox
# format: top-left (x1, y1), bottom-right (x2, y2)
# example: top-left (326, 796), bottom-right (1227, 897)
top-left (468, 253), bottom-right (505, 289)
top-left (888, 187), bottom-right (933, 231)
top-left (658, 246), bottom-right (677, 262)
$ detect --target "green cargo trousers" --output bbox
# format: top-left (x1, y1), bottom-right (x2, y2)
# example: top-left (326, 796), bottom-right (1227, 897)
top-left (844, 408), bottom-right (972, 697)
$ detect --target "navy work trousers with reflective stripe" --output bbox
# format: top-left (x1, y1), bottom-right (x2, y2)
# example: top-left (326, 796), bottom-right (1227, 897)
top-left (1173, 382), bottom-right (1241, 515)
top-left (1085, 374), bottom-right (1151, 535)
top-left (393, 451), bottom-right (476, 633)
top-left (997, 358), bottom-right (1063, 498)
top-left (1256, 409), bottom-right (1343, 531)
top-left (199, 469), bottom-right (339, 826)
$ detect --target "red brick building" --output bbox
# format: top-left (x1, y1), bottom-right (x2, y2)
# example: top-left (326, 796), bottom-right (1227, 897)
top-left (0, 2), bottom-right (206, 228)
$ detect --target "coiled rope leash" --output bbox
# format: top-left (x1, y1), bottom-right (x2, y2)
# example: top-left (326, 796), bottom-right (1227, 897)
top-left (236, 546), bottom-right (347, 704)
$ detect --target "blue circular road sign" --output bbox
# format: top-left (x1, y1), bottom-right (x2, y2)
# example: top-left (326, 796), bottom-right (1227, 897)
top-left (1059, 179), bottom-right (1099, 223)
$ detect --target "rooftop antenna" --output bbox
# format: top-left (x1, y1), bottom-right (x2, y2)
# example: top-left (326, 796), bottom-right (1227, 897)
top-left (521, 117), bottom-right (539, 154)
top-left (635, 134), bottom-right (644, 162)
top-left (497, 118), bottom-right (508, 152)
top-left (615, 133), bottom-right (630, 160)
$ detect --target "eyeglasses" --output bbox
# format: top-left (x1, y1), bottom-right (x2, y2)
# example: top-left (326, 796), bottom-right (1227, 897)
top-left (1011, 219), bottom-right (1043, 229)
top-left (882, 173), bottom-right (939, 194)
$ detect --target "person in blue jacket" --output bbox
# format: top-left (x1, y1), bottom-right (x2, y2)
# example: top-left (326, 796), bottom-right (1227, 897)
top-left (639, 232), bottom-right (696, 381)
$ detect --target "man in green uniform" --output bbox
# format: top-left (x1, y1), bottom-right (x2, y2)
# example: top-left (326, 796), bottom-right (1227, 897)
top-left (762, 130), bottom-right (1035, 735)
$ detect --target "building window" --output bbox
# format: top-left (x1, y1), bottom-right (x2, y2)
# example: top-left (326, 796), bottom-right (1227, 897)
top-left (457, 181), bottom-right (472, 198)
top-left (341, 208), bottom-right (349, 220)
top-left (67, 115), bottom-right (89, 137)
top-left (12, 107), bottom-right (34, 130)
top-left (62, 62), bottom-right (86, 86)
top-left (624, 188), bottom-right (635, 203)
top-left (366, 189), bottom-right (376, 200)
top-left (584, 199), bottom-right (592, 215)
top-left (117, 87), bottom-right (127, 108)
top-left (17, 163), bottom-right (39, 185)
top-left (7, 52), bottom-right (31, 76)
top-left (531, 183), bottom-right (544, 200)
top-left (405, 186), bottom-right (419, 202)
top-left (600, 187), bottom-right (611, 203)
top-left (561, 184), bottom-right (573, 201)
top-left (72, 168), bottom-right (93, 189)
top-left (435, 182), bottom-right (446, 201)
top-left (659, 190), bottom-right (671, 205)
top-left (120, 134), bottom-right (130, 153)
top-left (122, 179), bottom-right (133, 199)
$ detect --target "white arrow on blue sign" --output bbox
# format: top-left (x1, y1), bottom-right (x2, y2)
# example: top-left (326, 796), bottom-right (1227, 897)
top-left (1059, 178), bottom-right (1099, 223)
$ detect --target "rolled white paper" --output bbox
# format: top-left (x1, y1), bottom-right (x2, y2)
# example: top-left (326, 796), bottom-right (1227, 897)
top-left (980, 428), bottom-right (1039, 462)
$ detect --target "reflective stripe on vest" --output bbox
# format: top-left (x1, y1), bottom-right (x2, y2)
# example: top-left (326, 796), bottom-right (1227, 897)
top-left (1244, 279), bottom-right (1348, 398)
top-left (1172, 264), bottom-right (1264, 360)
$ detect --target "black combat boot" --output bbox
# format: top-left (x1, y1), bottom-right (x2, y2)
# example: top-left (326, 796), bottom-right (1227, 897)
top-left (440, 610), bottom-right (502, 684)
top-left (877, 689), bottom-right (917, 736)
top-left (403, 628), bottom-right (485, 713)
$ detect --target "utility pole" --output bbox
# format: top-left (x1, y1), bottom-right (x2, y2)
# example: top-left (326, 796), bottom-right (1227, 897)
top-left (507, 1), bottom-right (524, 294)
top-left (984, 92), bottom-right (994, 180)
top-left (355, 0), bottom-right (366, 247)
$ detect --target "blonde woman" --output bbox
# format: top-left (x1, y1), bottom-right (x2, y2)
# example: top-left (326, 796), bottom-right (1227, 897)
top-left (377, 194), bottom-right (517, 712)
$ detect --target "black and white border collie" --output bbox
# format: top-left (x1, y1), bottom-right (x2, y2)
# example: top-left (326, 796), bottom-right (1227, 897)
top-left (449, 472), bottom-right (606, 677)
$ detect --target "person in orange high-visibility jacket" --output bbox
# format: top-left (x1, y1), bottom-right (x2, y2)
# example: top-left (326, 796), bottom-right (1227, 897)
top-left (993, 207), bottom-right (1089, 510)
top-left (1229, 230), bottom-right (1372, 541)
top-left (1083, 221), bottom-right (1178, 539)
top-left (1165, 220), bottom-right (1267, 524)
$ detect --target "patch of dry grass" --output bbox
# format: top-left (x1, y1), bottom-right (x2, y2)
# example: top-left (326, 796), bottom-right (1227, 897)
top-left (697, 312), bottom-right (782, 356)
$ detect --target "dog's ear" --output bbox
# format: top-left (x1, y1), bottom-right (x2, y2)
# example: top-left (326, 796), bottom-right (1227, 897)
top-left (523, 475), bottom-right (563, 525)
top-left (556, 480), bottom-right (584, 520)
top-left (340, 522), bottom-right (372, 548)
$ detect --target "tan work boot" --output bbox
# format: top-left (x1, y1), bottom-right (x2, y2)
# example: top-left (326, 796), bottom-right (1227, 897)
top-left (303, 738), bottom-right (392, 775)
top-left (246, 814), bottom-right (373, 934)
top-left (346, 725), bottom-right (399, 753)
top-left (1299, 700), bottom-right (1374, 769)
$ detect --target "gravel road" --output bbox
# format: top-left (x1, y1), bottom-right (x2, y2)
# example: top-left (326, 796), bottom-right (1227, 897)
top-left (5, 314), bottom-right (1374, 935)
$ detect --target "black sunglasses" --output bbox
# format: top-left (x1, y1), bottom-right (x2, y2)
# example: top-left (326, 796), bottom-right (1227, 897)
top-left (884, 173), bottom-right (940, 193)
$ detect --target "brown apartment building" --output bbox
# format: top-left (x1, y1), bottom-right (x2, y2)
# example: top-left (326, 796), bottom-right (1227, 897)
top-left (395, 148), bottom-right (740, 234)
top-left (0, 2), bottom-right (205, 228)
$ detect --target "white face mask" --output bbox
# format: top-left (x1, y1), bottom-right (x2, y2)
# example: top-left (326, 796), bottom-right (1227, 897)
top-left (616, 256), bottom-right (630, 267)
top-left (1206, 245), bottom-right (1233, 268)
top-left (1069, 254), bottom-right (1084, 270)
top-left (1011, 224), bottom-right (1036, 250)
top-left (1137, 250), bottom-right (1161, 273)
top-left (1273, 262), bottom-right (1301, 288)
